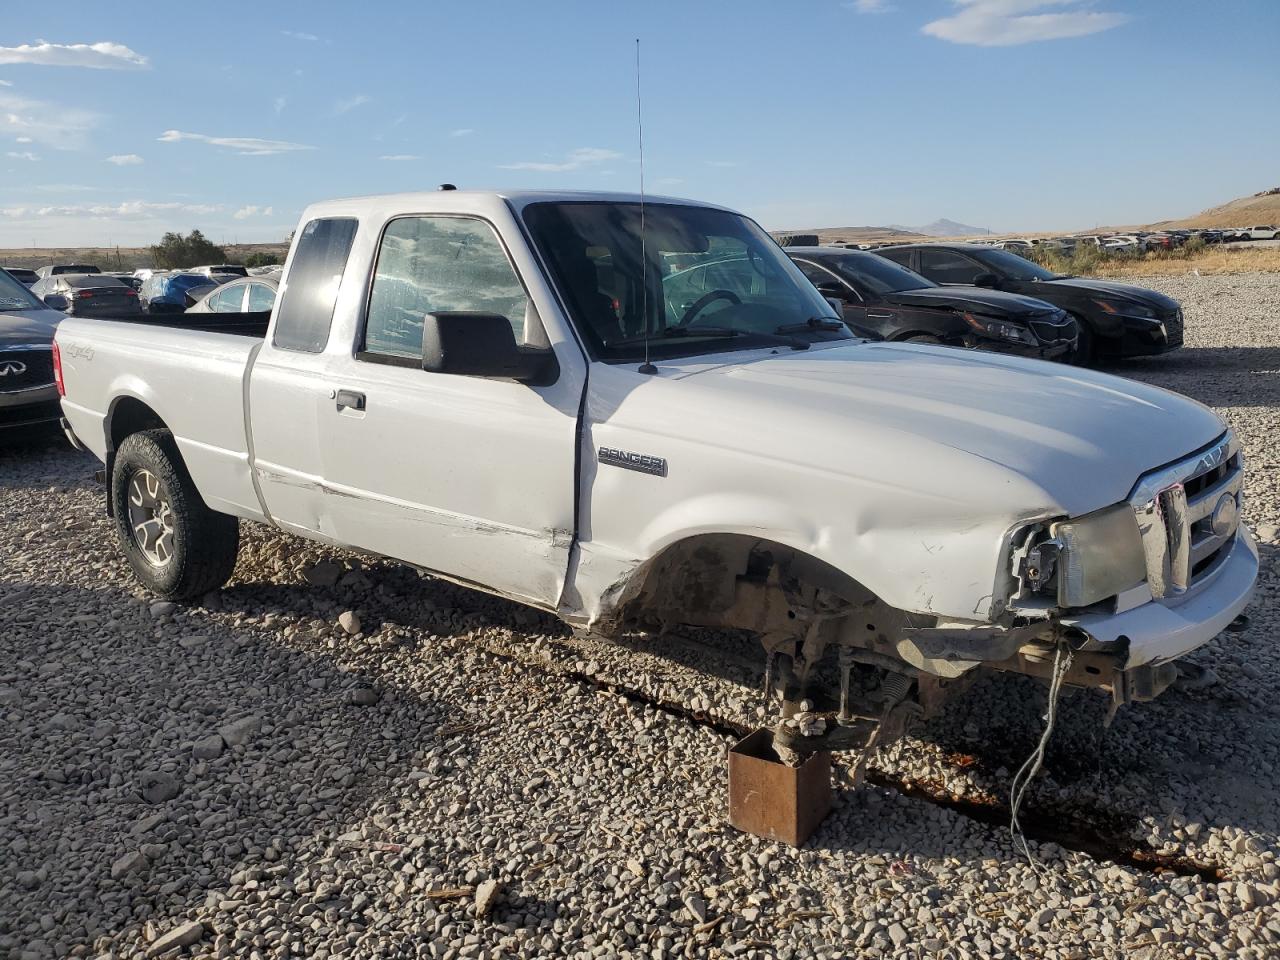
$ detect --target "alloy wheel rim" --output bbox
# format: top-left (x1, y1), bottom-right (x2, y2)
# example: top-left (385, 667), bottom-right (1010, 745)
top-left (126, 469), bottom-right (175, 566)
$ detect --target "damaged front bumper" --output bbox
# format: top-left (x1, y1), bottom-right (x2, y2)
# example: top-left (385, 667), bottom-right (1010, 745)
top-left (1062, 523), bottom-right (1257, 668)
top-left (895, 525), bottom-right (1257, 707)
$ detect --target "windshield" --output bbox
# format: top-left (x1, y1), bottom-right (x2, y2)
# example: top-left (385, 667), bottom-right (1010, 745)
top-left (524, 201), bottom-right (850, 361)
top-left (832, 253), bottom-right (934, 294)
top-left (972, 247), bottom-right (1058, 281)
top-left (0, 269), bottom-right (44, 311)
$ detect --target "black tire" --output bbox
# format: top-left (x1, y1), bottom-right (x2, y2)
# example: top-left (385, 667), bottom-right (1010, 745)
top-left (1069, 315), bottom-right (1095, 366)
top-left (111, 429), bottom-right (239, 600)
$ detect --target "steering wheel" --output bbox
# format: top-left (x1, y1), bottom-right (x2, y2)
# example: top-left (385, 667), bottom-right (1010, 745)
top-left (677, 289), bottom-right (742, 327)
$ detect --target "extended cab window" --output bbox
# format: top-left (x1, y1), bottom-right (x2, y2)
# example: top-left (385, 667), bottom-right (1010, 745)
top-left (272, 217), bottom-right (358, 353)
top-left (362, 216), bottom-right (528, 361)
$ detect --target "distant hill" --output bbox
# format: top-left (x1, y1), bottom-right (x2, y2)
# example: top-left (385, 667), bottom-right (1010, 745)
top-left (773, 224), bottom-right (928, 245)
top-left (899, 218), bottom-right (993, 238)
top-left (1157, 187), bottom-right (1280, 229)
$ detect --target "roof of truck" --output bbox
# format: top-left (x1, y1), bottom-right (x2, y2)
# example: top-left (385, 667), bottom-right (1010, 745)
top-left (299, 189), bottom-right (736, 220)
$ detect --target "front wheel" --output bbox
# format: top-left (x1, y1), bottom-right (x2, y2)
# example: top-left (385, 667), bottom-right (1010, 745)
top-left (1069, 316), bottom-right (1095, 366)
top-left (111, 429), bottom-right (240, 600)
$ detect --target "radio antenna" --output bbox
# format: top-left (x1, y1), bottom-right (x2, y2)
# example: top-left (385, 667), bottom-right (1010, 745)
top-left (635, 37), bottom-right (657, 375)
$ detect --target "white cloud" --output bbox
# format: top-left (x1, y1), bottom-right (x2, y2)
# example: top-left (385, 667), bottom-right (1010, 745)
top-left (281, 30), bottom-right (320, 41)
top-left (0, 41), bottom-right (148, 69)
top-left (2, 200), bottom-right (220, 219)
top-left (380, 154), bottom-right (421, 161)
top-left (847, 0), bottom-right (894, 12)
top-left (334, 94), bottom-right (371, 114)
top-left (158, 129), bottom-right (315, 156)
top-left (0, 91), bottom-right (99, 149)
top-left (233, 204), bottom-right (274, 219)
top-left (0, 79), bottom-right (11, 86)
top-left (449, 128), bottom-right (474, 138)
top-left (106, 153), bottom-right (142, 165)
top-left (273, 95), bottom-right (287, 115)
top-left (7, 150), bottom-right (38, 160)
top-left (499, 147), bottom-right (622, 172)
top-left (922, 0), bottom-right (1130, 46)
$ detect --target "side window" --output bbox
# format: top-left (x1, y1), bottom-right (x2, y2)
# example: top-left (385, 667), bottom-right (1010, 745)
top-left (272, 217), bottom-right (358, 353)
top-left (210, 285), bottom-right (243, 312)
top-left (247, 283), bottom-right (276, 312)
top-left (362, 216), bottom-right (528, 361)
top-left (919, 250), bottom-right (985, 284)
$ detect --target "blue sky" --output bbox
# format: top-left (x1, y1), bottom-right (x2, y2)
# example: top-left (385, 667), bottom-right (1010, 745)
top-left (1, 0), bottom-right (1277, 246)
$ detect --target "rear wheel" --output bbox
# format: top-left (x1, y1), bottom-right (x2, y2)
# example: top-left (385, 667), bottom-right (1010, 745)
top-left (111, 429), bottom-right (239, 599)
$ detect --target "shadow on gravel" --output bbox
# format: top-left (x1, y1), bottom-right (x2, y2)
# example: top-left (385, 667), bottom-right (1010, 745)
top-left (1108, 346), bottom-right (1280, 408)
top-left (0, 580), bottom-right (450, 957)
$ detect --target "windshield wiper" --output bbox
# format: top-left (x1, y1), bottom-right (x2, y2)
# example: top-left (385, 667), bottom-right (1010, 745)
top-left (773, 316), bottom-right (845, 334)
top-left (609, 326), bottom-right (810, 350)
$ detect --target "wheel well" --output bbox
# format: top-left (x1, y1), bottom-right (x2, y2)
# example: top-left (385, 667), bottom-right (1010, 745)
top-left (604, 533), bottom-right (879, 635)
top-left (107, 396), bottom-right (169, 454)
top-left (103, 398), bottom-right (172, 517)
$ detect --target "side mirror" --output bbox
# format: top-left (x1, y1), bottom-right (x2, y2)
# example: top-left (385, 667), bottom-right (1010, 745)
top-left (825, 296), bottom-right (847, 318)
top-left (973, 272), bottom-right (999, 289)
top-left (43, 293), bottom-right (69, 311)
top-left (422, 312), bottom-right (558, 386)
top-left (815, 280), bottom-right (847, 300)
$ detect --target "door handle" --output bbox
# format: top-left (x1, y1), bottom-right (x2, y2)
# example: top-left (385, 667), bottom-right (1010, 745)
top-left (867, 312), bottom-right (894, 320)
top-left (335, 389), bottom-right (366, 412)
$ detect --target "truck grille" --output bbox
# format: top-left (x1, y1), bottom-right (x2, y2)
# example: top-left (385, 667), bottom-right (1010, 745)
top-left (0, 345), bottom-right (54, 392)
top-left (1162, 307), bottom-right (1184, 346)
top-left (1130, 432), bottom-right (1241, 598)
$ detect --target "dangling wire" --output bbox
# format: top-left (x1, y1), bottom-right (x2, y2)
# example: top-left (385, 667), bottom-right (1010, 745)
top-left (1009, 640), bottom-right (1073, 872)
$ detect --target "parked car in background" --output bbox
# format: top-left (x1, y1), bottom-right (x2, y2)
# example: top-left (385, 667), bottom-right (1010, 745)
top-left (1102, 235), bottom-right (1142, 254)
top-left (786, 247), bottom-right (1076, 360)
top-left (191, 264), bottom-right (249, 278)
top-left (3, 267), bottom-right (39, 286)
top-left (30, 273), bottom-right (142, 319)
top-left (186, 276), bottom-right (278, 314)
top-left (36, 264), bottom-right (101, 279)
top-left (1222, 227), bottom-right (1251, 242)
top-left (1246, 225), bottom-right (1280, 240)
top-left (139, 272), bottom-right (222, 314)
top-left (876, 243), bottom-right (1183, 363)
top-left (992, 239), bottom-right (1033, 253)
top-left (107, 271), bottom-right (143, 291)
top-left (0, 269), bottom-right (65, 435)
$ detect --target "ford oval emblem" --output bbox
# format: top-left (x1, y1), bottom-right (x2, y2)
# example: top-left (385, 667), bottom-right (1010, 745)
top-left (1210, 493), bottom-right (1238, 538)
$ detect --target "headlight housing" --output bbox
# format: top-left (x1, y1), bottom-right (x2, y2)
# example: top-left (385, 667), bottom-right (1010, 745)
top-left (1052, 503), bottom-right (1147, 607)
top-left (1093, 298), bottom-right (1157, 321)
top-left (962, 311), bottom-right (1037, 344)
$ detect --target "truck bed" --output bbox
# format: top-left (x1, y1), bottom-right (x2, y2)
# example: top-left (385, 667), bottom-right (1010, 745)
top-left (57, 314), bottom-right (268, 522)
top-left (94, 311), bottom-right (271, 338)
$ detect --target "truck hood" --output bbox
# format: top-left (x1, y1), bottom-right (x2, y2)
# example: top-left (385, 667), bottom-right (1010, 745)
top-left (0, 307), bottom-right (62, 346)
top-left (885, 286), bottom-right (1059, 318)
top-left (1042, 276), bottom-right (1180, 311)
top-left (665, 341), bottom-right (1224, 516)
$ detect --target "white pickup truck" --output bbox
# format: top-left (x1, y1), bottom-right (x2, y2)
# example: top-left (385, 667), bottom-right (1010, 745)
top-left (55, 189), bottom-right (1257, 744)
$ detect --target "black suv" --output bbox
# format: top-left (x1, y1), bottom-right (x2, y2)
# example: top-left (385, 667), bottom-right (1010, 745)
top-left (787, 247), bottom-right (1076, 361)
top-left (876, 243), bottom-right (1182, 363)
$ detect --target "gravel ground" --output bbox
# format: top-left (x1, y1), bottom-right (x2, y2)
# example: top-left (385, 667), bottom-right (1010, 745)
top-left (1, 271), bottom-right (1278, 960)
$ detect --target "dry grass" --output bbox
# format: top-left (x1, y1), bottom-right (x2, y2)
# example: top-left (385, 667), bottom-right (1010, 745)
top-left (0, 242), bottom-right (288, 272)
top-left (1089, 246), bottom-right (1280, 278)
